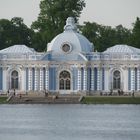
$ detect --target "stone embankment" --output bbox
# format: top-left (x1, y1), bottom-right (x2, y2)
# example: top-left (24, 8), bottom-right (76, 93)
top-left (8, 94), bottom-right (81, 104)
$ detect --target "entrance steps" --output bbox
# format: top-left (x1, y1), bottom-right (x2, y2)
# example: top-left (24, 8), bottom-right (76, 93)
top-left (8, 94), bottom-right (81, 104)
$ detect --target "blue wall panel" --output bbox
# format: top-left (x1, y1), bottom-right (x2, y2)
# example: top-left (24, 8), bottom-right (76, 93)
top-left (81, 68), bottom-right (83, 90)
top-left (72, 67), bottom-right (77, 90)
top-left (26, 68), bottom-right (28, 91)
top-left (0, 67), bottom-right (3, 90)
top-left (87, 67), bottom-right (91, 91)
top-left (49, 67), bottom-right (56, 90)
top-left (128, 68), bottom-right (131, 90)
top-left (135, 68), bottom-right (137, 90)
top-left (32, 68), bottom-right (35, 90)
top-left (43, 68), bottom-right (46, 90)
top-left (102, 68), bottom-right (105, 90)
top-left (94, 68), bottom-right (97, 90)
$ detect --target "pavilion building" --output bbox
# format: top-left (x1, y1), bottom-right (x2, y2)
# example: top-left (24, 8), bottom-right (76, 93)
top-left (0, 17), bottom-right (139, 95)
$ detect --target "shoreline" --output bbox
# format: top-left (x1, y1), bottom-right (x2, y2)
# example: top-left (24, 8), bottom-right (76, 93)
top-left (1, 96), bottom-right (140, 104)
top-left (81, 96), bottom-right (140, 104)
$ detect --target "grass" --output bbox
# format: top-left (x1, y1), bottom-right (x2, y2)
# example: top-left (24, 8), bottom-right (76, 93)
top-left (81, 96), bottom-right (140, 104)
top-left (0, 97), bottom-right (8, 104)
top-left (1, 95), bottom-right (140, 104)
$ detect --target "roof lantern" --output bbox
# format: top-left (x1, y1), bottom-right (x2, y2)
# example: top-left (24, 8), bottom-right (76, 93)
top-left (64, 17), bottom-right (77, 32)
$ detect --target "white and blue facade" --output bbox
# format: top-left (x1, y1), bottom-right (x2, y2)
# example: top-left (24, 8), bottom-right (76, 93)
top-left (0, 17), bottom-right (140, 95)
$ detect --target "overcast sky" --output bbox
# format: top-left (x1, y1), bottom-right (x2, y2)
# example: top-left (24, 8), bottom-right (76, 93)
top-left (0, 0), bottom-right (140, 28)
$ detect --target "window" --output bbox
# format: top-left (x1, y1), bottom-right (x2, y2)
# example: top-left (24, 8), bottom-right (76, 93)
top-left (61, 43), bottom-right (72, 53)
top-left (59, 71), bottom-right (71, 90)
top-left (11, 70), bottom-right (18, 89)
top-left (113, 70), bottom-right (121, 89)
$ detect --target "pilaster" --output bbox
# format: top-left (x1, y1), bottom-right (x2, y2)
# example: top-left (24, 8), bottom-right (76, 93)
top-left (97, 68), bottom-right (101, 91)
top-left (45, 67), bottom-right (49, 90)
top-left (2, 67), bottom-right (7, 91)
top-left (28, 68), bottom-right (32, 91)
top-left (137, 68), bottom-right (140, 90)
top-left (123, 67), bottom-right (128, 91)
top-left (39, 68), bottom-right (43, 91)
top-left (83, 67), bottom-right (87, 91)
top-left (34, 68), bottom-right (38, 91)
top-left (77, 67), bottom-right (81, 91)
top-left (21, 67), bottom-right (26, 91)
top-left (130, 68), bottom-right (135, 91)
top-left (91, 68), bottom-right (94, 90)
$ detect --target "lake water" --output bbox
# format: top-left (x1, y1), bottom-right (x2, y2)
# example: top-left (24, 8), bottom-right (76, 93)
top-left (0, 104), bottom-right (140, 140)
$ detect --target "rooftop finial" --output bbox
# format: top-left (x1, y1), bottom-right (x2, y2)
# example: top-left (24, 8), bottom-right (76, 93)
top-left (64, 17), bottom-right (77, 32)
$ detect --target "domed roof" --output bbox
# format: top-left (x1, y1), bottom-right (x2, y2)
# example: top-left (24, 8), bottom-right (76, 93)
top-left (103, 44), bottom-right (140, 54)
top-left (0, 45), bottom-right (36, 54)
top-left (47, 17), bottom-right (93, 54)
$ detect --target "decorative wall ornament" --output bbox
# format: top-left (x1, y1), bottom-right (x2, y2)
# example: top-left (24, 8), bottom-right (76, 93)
top-left (61, 42), bottom-right (72, 54)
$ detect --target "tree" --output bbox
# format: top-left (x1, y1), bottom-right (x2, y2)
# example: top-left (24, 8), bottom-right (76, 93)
top-left (10, 17), bottom-right (34, 46)
top-left (0, 19), bottom-right (13, 49)
top-left (31, 0), bottom-right (85, 51)
top-left (0, 17), bottom-right (34, 50)
top-left (131, 17), bottom-right (140, 48)
top-left (114, 25), bottom-right (131, 45)
top-left (31, 32), bottom-right (48, 52)
top-left (80, 22), bottom-right (132, 52)
top-left (80, 22), bottom-right (116, 51)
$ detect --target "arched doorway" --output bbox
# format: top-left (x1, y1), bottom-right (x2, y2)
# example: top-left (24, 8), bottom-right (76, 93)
top-left (113, 70), bottom-right (121, 89)
top-left (59, 71), bottom-right (71, 90)
top-left (11, 70), bottom-right (19, 89)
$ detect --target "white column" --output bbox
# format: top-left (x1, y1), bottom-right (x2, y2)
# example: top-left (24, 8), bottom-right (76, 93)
top-left (97, 68), bottom-right (101, 91)
top-left (45, 67), bottom-right (49, 90)
top-left (100, 68), bottom-right (103, 90)
top-left (39, 68), bottom-right (43, 91)
top-left (83, 67), bottom-right (87, 91)
top-left (104, 68), bottom-right (109, 91)
top-left (91, 68), bottom-right (94, 90)
top-left (137, 68), bottom-right (140, 90)
top-left (2, 67), bottom-right (7, 91)
top-left (34, 68), bottom-right (38, 91)
top-left (77, 67), bottom-right (81, 91)
top-left (21, 68), bottom-right (26, 91)
top-left (28, 68), bottom-right (32, 91)
top-left (130, 68), bottom-right (135, 91)
top-left (123, 67), bottom-right (128, 92)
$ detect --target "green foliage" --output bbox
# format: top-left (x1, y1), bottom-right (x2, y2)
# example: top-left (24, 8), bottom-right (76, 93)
top-left (0, 0), bottom-right (140, 53)
top-left (31, 32), bottom-right (48, 52)
top-left (0, 97), bottom-right (7, 104)
top-left (131, 17), bottom-right (140, 48)
top-left (81, 96), bottom-right (140, 104)
top-left (80, 22), bottom-right (132, 52)
top-left (0, 17), bottom-right (34, 50)
top-left (31, 0), bottom-right (85, 50)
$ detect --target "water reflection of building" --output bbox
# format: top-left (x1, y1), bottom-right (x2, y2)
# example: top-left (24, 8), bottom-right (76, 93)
top-left (0, 17), bottom-right (140, 95)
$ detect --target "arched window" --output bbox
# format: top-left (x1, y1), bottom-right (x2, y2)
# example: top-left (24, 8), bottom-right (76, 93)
top-left (11, 70), bottom-right (18, 89)
top-left (59, 71), bottom-right (71, 90)
top-left (113, 70), bottom-right (121, 89)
